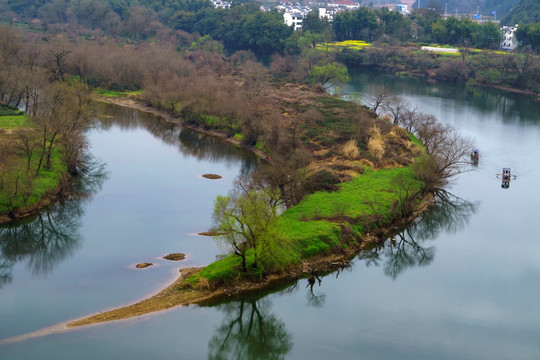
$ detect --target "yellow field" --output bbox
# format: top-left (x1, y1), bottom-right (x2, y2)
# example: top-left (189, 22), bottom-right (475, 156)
top-left (317, 40), bottom-right (372, 51)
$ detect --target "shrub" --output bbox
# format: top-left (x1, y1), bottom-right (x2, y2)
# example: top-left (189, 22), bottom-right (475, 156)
top-left (342, 139), bottom-right (360, 159)
top-left (367, 126), bottom-right (385, 160)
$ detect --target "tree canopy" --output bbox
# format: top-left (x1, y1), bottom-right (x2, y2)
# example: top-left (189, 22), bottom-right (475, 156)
top-left (502, 0), bottom-right (540, 26)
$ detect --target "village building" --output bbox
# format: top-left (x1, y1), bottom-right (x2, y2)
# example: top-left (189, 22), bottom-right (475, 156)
top-left (500, 24), bottom-right (519, 51)
top-left (319, 7), bottom-right (339, 21)
top-left (283, 11), bottom-right (304, 31)
top-left (279, 2), bottom-right (311, 31)
top-left (327, 0), bottom-right (360, 10)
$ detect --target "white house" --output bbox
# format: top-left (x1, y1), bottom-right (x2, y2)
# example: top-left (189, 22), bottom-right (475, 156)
top-left (327, 0), bottom-right (360, 10)
top-left (500, 24), bottom-right (519, 51)
top-left (395, 4), bottom-right (409, 14)
top-left (284, 11), bottom-right (304, 31)
top-left (210, 0), bottom-right (231, 8)
top-left (319, 7), bottom-right (339, 21)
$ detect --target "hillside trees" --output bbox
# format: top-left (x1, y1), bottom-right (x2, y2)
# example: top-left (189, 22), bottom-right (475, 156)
top-left (333, 7), bottom-right (379, 41)
top-left (501, 0), bottom-right (540, 26)
top-left (516, 23), bottom-right (540, 52)
top-left (0, 32), bottom-right (95, 217)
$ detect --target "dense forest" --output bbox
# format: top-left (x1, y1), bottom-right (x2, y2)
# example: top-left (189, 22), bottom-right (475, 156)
top-left (0, 0), bottom-right (517, 52)
top-left (501, 0), bottom-right (540, 25)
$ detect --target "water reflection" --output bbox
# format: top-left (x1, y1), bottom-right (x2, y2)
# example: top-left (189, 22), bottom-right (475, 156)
top-left (360, 191), bottom-right (478, 280)
top-left (305, 275), bottom-right (327, 308)
top-left (348, 69), bottom-right (540, 124)
top-left (97, 103), bottom-right (258, 176)
top-left (0, 158), bottom-right (107, 288)
top-left (208, 296), bottom-right (293, 360)
top-left (285, 275), bottom-right (329, 308)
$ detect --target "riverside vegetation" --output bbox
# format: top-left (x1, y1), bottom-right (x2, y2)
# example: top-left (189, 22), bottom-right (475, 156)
top-left (1, 23), bottom-right (475, 323)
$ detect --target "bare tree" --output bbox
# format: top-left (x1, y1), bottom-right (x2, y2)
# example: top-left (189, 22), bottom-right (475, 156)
top-left (11, 128), bottom-right (39, 174)
top-left (366, 84), bottom-right (392, 116)
top-left (383, 96), bottom-right (409, 125)
top-left (396, 104), bottom-right (421, 133)
top-left (124, 6), bottom-right (155, 40)
top-left (413, 122), bottom-right (475, 190)
top-left (34, 81), bottom-right (93, 175)
top-left (44, 40), bottom-right (72, 81)
top-left (253, 149), bottom-right (311, 208)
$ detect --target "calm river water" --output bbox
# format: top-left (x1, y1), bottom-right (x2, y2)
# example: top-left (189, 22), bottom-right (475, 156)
top-left (1, 72), bottom-right (539, 359)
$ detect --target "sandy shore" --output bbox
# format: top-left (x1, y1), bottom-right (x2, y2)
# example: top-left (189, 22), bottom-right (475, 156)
top-left (66, 252), bottom-right (359, 327)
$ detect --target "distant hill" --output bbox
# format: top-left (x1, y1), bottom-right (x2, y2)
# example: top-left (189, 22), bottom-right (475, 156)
top-left (409, 0), bottom-right (518, 18)
top-left (500, 0), bottom-right (540, 25)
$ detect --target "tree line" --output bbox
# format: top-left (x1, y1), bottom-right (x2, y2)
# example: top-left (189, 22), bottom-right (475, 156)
top-left (336, 42), bottom-right (540, 91)
top-left (2, 0), bottom-right (538, 54)
top-left (0, 27), bottom-right (94, 219)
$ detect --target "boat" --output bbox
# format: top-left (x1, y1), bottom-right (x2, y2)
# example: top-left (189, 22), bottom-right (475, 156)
top-left (471, 149), bottom-right (479, 163)
top-left (501, 168), bottom-right (511, 189)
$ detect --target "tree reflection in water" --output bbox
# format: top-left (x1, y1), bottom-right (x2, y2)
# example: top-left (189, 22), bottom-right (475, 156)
top-left (97, 103), bottom-right (258, 177)
top-left (360, 190), bottom-right (478, 280)
top-left (305, 274), bottom-right (326, 308)
top-left (0, 157), bottom-right (108, 288)
top-left (208, 296), bottom-right (293, 360)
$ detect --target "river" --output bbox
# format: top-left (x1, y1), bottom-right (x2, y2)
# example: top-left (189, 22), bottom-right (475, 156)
top-left (1, 72), bottom-right (539, 359)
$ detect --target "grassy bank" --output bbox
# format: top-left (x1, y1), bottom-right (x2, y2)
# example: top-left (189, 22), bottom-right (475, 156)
top-left (91, 86), bottom-right (424, 290)
top-left (60, 93), bottom-right (428, 327)
top-left (0, 107), bottom-right (67, 221)
top-left (186, 165), bottom-right (422, 289)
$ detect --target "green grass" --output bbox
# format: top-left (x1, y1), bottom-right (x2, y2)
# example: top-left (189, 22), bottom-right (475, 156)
top-left (94, 88), bottom-right (143, 98)
top-left (0, 114), bottom-right (29, 129)
top-left (0, 147), bottom-right (67, 214)
top-left (185, 165), bottom-right (422, 288)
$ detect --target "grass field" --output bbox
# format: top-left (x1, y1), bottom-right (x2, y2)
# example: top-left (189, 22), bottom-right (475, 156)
top-left (94, 88), bottom-right (143, 98)
top-left (0, 115), bottom-right (28, 129)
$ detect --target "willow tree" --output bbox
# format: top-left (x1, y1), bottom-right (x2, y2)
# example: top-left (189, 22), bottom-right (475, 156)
top-left (212, 179), bottom-right (280, 272)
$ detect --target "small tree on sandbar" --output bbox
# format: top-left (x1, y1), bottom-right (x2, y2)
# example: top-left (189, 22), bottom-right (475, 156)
top-left (212, 179), bottom-right (280, 272)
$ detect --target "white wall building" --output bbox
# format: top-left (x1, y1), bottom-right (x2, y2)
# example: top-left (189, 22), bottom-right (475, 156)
top-left (210, 0), bottom-right (231, 8)
top-left (395, 4), bottom-right (409, 14)
top-left (284, 11), bottom-right (304, 31)
top-left (319, 7), bottom-right (342, 21)
top-left (500, 24), bottom-right (519, 51)
top-left (327, 0), bottom-right (359, 10)
top-left (280, 3), bottom-right (311, 31)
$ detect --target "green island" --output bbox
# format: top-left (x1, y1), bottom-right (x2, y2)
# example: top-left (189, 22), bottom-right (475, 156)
top-left (67, 83), bottom-right (456, 326)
